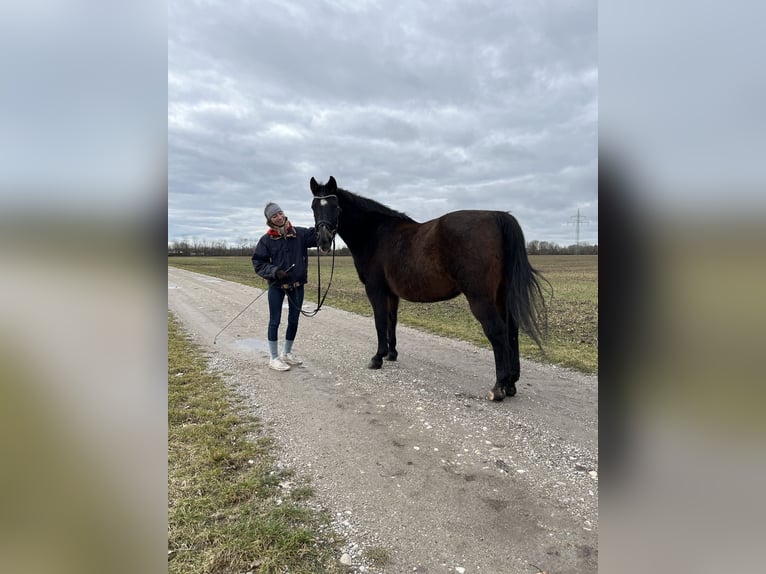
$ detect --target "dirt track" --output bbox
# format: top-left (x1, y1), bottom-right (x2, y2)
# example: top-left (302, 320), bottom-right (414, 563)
top-left (168, 267), bottom-right (598, 573)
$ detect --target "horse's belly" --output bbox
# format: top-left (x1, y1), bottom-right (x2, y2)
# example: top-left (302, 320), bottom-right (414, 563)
top-left (400, 286), bottom-right (461, 303)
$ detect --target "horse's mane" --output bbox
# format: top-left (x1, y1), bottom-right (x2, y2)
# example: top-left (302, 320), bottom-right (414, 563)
top-left (336, 186), bottom-right (416, 224)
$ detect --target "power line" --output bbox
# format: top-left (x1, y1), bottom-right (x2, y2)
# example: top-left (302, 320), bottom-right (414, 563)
top-left (568, 209), bottom-right (589, 254)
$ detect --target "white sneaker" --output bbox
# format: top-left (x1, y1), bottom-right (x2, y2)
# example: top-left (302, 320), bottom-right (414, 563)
top-left (280, 352), bottom-right (303, 365)
top-left (268, 357), bottom-right (291, 371)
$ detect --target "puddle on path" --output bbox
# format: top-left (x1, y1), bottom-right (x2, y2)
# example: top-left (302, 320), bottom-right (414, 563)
top-left (234, 338), bottom-right (270, 353)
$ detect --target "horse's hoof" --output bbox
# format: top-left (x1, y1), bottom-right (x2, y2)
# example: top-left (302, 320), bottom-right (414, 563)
top-left (504, 384), bottom-right (517, 397)
top-left (488, 388), bottom-right (506, 401)
top-left (368, 357), bottom-right (383, 369)
top-left (385, 350), bottom-right (398, 361)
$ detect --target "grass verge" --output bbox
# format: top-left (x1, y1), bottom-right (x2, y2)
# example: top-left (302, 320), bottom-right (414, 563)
top-left (168, 313), bottom-right (351, 574)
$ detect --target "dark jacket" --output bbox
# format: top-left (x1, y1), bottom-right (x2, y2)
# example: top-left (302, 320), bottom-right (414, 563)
top-left (252, 225), bottom-right (318, 286)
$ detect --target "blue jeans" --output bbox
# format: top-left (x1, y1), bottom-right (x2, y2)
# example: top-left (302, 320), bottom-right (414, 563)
top-left (267, 284), bottom-right (304, 342)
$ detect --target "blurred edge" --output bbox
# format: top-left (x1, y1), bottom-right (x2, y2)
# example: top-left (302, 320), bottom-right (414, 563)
top-left (600, 0), bottom-right (766, 570)
top-left (599, 140), bottom-right (766, 572)
top-left (0, 3), bottom-right (167, 574)
top-left (0, 208), bottom-right (168, 574)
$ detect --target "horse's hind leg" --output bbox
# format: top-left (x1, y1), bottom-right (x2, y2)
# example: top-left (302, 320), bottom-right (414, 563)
top-left (504, 316), bottom-right (520, 397)
top-left (385, 294), bottom-right (399, 361)
top-left (467, 298), bottom-right (512, 401)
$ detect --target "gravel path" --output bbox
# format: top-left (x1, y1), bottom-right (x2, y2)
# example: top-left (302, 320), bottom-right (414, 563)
top-left (168, 267), bottom-right (598, 573)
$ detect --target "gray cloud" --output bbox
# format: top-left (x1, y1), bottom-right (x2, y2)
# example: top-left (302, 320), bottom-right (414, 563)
top-left (169, 0), bottom-right (598, 246)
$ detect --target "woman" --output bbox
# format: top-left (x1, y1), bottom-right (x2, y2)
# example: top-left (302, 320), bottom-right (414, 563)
top-left (252, 202), bottom-right (318, 371)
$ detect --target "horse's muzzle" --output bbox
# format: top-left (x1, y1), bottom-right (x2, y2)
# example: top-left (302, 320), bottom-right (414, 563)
top-left (316, 224), bottom-right (335, 253)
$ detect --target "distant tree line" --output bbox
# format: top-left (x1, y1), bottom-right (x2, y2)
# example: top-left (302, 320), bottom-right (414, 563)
top-left (168, 238), bottom-right (596, 257)
top-left (526, 240), bottom-right (598, 255)
top-left (168, 238), bottom-right (255, 257)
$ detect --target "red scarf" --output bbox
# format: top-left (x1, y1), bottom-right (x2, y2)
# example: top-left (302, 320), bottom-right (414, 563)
top-left (266, 220), bottom-right (297, 239)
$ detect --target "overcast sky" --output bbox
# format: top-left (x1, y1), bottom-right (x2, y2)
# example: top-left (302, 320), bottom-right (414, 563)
top-left (168, 0), bottom-right (597, 247)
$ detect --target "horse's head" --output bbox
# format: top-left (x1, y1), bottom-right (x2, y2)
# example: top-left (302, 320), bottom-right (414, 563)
top-left (310, 176), bottom-right (340, 254)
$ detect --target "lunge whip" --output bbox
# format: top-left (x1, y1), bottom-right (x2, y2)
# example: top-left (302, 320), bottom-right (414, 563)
top-left (213, 264), bottom-right (294, 344)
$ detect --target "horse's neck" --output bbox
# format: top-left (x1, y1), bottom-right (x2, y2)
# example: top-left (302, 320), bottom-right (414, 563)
top-left (336, 188), bottom-right (409, 253)
top-left (338, 213), bottom-right (378, 252)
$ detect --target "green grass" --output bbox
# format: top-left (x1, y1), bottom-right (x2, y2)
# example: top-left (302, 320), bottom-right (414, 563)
top-left (168, 313), bottom-right (350, 574)
top-left (363, 546), bottom-right (392, 568)
top-left (169, 254), bottom-right (598, 373)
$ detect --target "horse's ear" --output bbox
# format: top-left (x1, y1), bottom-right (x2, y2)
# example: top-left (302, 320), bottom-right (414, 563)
top-left (328, 176), bottom-right (337, 192)
top-left (310, 177), bottom-right (318, 194)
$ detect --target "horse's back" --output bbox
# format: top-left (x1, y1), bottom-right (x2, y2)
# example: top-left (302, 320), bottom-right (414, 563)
top-left (433, 209), bottom-right (509, 251)
top-left (433, 210), bottom-right (514, 230)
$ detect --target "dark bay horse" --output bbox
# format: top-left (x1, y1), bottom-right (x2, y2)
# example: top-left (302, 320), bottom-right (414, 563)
top-left (310, 176), bottom-right (548, 401)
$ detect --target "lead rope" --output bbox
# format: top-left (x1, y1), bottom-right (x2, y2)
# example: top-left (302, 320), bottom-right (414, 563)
top-left (285, 237), bottom-right (336, 317)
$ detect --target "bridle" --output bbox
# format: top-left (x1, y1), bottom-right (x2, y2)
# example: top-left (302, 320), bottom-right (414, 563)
top-left (286, 195), bottom-right (340, 317)
top-left (311, 194), bottom-right (340, 241)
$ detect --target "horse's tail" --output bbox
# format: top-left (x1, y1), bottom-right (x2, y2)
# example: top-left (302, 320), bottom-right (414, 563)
top-left (498, 213), bottom-right (550, 350)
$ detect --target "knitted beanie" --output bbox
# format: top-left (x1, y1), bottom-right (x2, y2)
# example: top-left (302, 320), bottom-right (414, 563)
top-left (264, 202), bottom-right (283, 220)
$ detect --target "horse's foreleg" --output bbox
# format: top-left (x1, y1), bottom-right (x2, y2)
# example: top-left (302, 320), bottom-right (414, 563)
top-left (385, 294), bottom-right (399, 361)
top-left (365, 287), bottom-right (389, 369)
